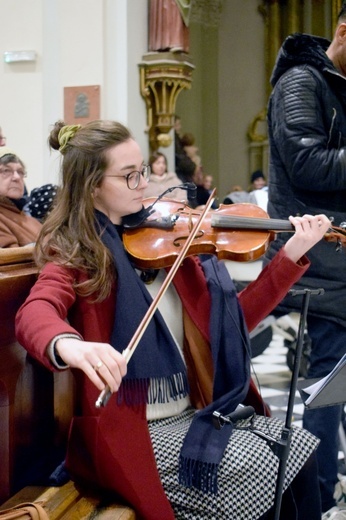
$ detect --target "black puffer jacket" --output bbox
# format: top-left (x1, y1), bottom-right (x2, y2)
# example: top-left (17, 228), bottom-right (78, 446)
top-left (265, 33), bottom-right (346, 326)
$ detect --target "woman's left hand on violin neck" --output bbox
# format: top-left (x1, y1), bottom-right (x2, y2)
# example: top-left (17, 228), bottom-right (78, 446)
top-left (284, 214), bottom-right (332, 263)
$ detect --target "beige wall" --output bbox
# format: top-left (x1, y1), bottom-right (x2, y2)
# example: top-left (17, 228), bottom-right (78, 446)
top-left (0, 0), bottom-right (149, 191)
top-left (218, 0), bottom-right (267, 199)
top-left (174, 0), bottom-right (267, 201)
top-left (1, 0), bottom-right (44, 191)
top-left (176, 20), bottom-right (219, 191)
top-left (0, 0), bottom-right (266, 201)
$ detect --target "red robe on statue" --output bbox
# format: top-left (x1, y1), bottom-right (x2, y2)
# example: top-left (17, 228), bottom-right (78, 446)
top-left (149, 0), bottom-right (190, 52)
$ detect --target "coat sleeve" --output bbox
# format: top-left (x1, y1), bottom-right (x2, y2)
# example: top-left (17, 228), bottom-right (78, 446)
top-left (0, 220), bottom-right (20, 247)
top-left (15, 263), bottom-right (82, 370)
top-left (269, 67), bottom-right (346, 191)
top-left (238, 248), bottom-right (310, 332)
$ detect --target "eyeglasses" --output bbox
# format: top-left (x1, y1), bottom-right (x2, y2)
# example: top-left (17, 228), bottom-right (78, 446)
top-left (105, 164), bottom-right (151, 190)
top-left (0, 166), bottom-right (27, 179)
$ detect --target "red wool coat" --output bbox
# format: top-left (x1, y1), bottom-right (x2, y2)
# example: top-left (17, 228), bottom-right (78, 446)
top-left (15, 249), bottom-right (309, 519)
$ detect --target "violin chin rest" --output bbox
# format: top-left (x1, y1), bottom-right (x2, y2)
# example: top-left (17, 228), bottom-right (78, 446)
top-left (122, 206), bottom-right (153, 229)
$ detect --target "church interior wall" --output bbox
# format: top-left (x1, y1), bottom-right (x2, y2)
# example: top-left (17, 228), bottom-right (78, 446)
top-left (0, 1), bottom-right (271, 201)
top-left (177, 0), bottom-right (267, 201)
top-left (175, 20), bottom-right (219, 195)
top-left (218, 0), bottom-right (267, 199)
top-left (0, 0), bottom-right (149, 192)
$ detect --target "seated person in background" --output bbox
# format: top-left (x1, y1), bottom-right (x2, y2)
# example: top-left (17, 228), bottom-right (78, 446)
top-left (144, 152), bottom-right (187, 201)
top-left (16, 119), bottom-right (329, 519)
top-left (202, 173), bottom-right (219, 208)
top-left (249, 169), bottom-right (266, 191)
top-left (28, 183), bottom-right (59, 222)
top-left (174, 116), bottom-right (197, 183)
top-left (223, 184), bottom-right (251, 205)
top-left (0, 126), bottom-right (7, 147)
top-left (193, 169), bottom-right (219, 209)
top-left (0, 147), bottom-right (42, 247)
top-left (180, 132), bottom-right (202, 171)
top-left (189, 166), bottom-right (208, 208)
top-left (248, 170), bottom-right (268, 212)
top-left (203, 174), bottom-right (214, 194)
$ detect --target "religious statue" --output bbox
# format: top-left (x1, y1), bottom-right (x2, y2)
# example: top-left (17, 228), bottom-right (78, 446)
top-left (149, 0), bottom-right (191, 53)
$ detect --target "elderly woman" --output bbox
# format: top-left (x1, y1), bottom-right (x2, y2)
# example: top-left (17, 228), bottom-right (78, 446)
top-left (0, 147), bottom-right (42, 247)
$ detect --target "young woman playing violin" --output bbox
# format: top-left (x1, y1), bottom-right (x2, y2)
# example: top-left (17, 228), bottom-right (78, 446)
top-left (16, 120), bottom-right (331, 520)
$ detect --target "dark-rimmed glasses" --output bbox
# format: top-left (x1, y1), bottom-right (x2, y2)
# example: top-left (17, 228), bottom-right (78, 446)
top-left (105, 165), bottom-right (151, 190)
top-left (0, 166), bottom-right (27, 180)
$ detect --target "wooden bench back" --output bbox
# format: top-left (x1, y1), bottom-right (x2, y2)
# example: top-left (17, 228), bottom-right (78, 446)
top-left (0, 248), bottom-right (75, 503)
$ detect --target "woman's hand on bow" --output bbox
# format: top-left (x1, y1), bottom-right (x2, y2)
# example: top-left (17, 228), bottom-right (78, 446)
top-left (55, 337), bottom-right (127, 392)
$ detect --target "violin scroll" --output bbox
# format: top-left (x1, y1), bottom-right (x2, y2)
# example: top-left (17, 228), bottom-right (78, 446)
top-left (323, 226), bottom-right (346, 252)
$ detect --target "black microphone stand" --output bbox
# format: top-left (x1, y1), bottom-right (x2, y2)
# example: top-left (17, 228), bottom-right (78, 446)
top-left (213, 287), bottom-right (324, 520)
top-left (269, 288), bottom-right (324, 519)
top-left (122, 183), bottom-right (197, 229)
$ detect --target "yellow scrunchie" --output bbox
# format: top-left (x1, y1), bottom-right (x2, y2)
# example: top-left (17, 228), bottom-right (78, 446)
top-left (58, 124), bottom-right (82, 153)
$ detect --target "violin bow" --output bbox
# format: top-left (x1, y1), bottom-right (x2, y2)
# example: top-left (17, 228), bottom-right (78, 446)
top-left (95, 189), bottom-right (217, 408)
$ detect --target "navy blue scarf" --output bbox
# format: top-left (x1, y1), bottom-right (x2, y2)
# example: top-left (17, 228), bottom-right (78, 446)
top-left (96, 211), bottom-right (251, 494)
top-left (178, 256), bottom-right (251, 493)
top-left (96, 210), bottom-right (189, 405)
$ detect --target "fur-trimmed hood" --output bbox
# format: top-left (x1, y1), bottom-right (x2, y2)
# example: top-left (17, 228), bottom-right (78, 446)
top-left (271, 33), bottom-right (332, 86)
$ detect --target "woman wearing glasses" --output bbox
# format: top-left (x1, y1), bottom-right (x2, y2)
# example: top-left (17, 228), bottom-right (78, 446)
top-left (16, 119), bottom-right (330, 519)
top-left (0, 147), bottom-right (42, 247)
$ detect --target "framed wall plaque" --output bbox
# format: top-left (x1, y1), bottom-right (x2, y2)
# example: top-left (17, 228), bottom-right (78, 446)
top-left (64, 85), bottom-right (100, 124)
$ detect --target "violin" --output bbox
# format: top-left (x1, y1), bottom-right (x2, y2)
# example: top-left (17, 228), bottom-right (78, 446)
top-left (96, 193), bottom-right (216, 408)
top-left (96, 193), bottom-right (344, 408)
top-left (123, 198), bottom-right (346, 269)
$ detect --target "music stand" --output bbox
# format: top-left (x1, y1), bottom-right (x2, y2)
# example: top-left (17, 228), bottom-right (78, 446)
top-left (213, 287), bottom-right (324, 520)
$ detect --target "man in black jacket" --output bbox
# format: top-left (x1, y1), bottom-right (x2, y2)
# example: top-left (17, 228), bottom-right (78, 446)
top-left (265, 4), bottom-right (346, 516)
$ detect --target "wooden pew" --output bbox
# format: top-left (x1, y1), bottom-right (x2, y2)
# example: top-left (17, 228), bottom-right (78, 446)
top-left (0, 246), bottom-right (42, 501)
top-left (0, 481), bottom-right (136, 519)
top-left (0, 247), bottom-right (136, 518)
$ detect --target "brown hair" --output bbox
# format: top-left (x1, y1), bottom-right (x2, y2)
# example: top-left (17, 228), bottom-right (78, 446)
top-left (36, 119), bottom-right (132, 300)
top-left (148, 151), bottom-right (167, 172)
top-left (180, 132), bottom-right (195, 147)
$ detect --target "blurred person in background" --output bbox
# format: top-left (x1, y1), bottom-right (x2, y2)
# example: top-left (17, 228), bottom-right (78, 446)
top-left (248, 170), bottom-right (268, 212)
top-left (144, 151), bottom-right (187, 201)
top-left (0, 147), bottom-right (41, 247)
top-left (174, 115), bottom-right (197, 184)
top-left (0, 126), bottom-right (7, 147)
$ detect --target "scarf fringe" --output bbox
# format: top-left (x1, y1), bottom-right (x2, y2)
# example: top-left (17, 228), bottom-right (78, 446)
top-left (179, 455), bottom-right (218, 495)
top-left (117, 372), bottom-right (189, 406)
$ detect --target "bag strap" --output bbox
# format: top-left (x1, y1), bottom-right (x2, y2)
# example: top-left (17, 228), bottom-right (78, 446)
top-left (0, 502), bottom-right (49, 520)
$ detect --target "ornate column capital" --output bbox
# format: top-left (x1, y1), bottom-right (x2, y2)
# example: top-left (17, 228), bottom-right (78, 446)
top-left (139, 52), bottom-right (195, 151)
